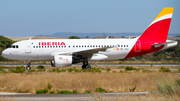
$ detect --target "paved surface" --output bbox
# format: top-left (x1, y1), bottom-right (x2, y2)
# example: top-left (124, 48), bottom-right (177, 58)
top-left (0, 91), bottom-right (151, 101)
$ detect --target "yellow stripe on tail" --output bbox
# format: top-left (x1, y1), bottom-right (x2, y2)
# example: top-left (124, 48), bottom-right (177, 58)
top-left (153, 7), bottom-right (174, 21)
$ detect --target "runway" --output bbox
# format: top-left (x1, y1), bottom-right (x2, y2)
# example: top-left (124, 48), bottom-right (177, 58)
top-left (0, 91), bottom-right (151, 101)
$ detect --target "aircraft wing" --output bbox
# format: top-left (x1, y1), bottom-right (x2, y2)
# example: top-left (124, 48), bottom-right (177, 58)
top-left (50, 47), bottom-right (113, 59)
top-left (72, 47), bottom-right (112, 58)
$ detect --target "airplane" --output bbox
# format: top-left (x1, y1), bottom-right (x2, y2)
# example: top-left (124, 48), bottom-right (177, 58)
top-left (1, 7), bottom-right (177, 70)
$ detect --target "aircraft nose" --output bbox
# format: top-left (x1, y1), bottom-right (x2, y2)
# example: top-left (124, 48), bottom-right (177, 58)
top-left (1, 50), bottom-right (8, 58)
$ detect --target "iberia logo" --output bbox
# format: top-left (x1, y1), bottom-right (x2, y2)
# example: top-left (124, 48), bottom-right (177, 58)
top-left (39, 42), bottom-right (66, 46)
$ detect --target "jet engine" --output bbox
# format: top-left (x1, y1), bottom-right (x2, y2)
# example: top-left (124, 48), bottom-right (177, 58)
top-left (52, 55), bottom-right (73, 67)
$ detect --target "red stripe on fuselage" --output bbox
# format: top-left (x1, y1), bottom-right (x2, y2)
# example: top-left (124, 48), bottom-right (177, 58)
top-left (125, 18), bottom-right (171, 58)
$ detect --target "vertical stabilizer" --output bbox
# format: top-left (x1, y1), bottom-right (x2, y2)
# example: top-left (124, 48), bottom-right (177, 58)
top-left (140, 7), bottom-right (174, 42)
top-left (125, 7), bottom-right (174, 58)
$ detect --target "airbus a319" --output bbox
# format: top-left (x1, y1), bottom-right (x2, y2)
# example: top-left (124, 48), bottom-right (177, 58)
top-left (2, 7), bottom-right (177, 70)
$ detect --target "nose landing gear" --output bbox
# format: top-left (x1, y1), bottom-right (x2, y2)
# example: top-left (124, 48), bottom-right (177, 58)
top-left (26, 61), bottom-right (31, 70)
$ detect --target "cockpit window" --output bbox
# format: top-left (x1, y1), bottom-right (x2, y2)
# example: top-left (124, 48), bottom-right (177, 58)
top-left (9, 45), bottom-right (19, 48)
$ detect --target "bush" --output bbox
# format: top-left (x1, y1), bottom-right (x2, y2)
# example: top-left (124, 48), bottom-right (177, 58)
top-left (159, 67), bottom-right (171, 72)
top-left (51, 68), bottom-right (56, 72)
top-left (74, 69), bottom-right (81, 72)
top-left (96, 87), bottom-right (107, 93)
top-left (95, 68), bottom-right (101, 73)
top-left (37, 65), bottom-right (45, 69)
top-left (125, 66), bottom-right (136, 70)
top-left (60, 69), bottom-right (66, 72)
top-left (47, 82), bottom-right (52, 90)
top-left (16, 66), bottom-right (25, 73)
top-left (73, 90), bottom-right (77, 94)
top-left (113, 71), bottom-right (117, 73)
top-left (36, 88), bottom-right (48, 94)
top-left (68, 68), bottom-right (74, 72)
top-left (57, 90), bottom-right (77, 94)
top-left (85, 90), bottom-right (91, 93)
top-left (0, 67), bottom-right (4, 72)
top-left (9, 66), bottom-right (25, 73)
top-left (129, 85), bottom-right (136, 92)
top-left (120, 70), bottom-right (123, 73)
top-left (106, 68), bottom-right (111, 72)
top-left (178, 68), bottom-right (180, 73)
top-left (50, 91), bottom-right (55, 94)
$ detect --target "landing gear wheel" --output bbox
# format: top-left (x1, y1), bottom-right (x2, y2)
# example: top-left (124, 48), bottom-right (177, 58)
top-left (26, 61), bottom-right (31, 71)
top-left (85, 65), bottom-right (91, 70)
top-left (26, 67), bottom-right (31, 71)
top-left (82, 59), bottom-right (91, 70)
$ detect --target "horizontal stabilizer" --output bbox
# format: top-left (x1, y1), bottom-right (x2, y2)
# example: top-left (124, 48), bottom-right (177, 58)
top-left (152, 41), bottom-right (177, 47)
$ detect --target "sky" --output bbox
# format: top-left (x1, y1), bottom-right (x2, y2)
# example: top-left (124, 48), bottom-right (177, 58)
top-left (0, 0), bottom-right (180, 37)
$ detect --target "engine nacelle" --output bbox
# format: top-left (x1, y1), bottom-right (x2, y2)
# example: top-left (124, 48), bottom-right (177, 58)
top-left (53, 55), bottom-right (72, 67)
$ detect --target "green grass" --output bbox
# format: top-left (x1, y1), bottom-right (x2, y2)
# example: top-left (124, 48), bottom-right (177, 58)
top-left (96, 87), bottom-right (107, 93)
top-left (129, 85), bottom-right (136, 92)
top-left (159, 67), bottom-right (171, 72)
top-left (57, 90), bottom-right (77, 94)
top-left (36, 88), bottom-right (48, 94)
top-left (125, 66), bottom-right (136, 71)
top-left (85, 90), bottom-right (91, 93)
top-left (9, 66), bottom-right (25, 73)
top-left (106, 68), bottom-right (111, 72)
top-left (37, 65), bottom-right (45, 69)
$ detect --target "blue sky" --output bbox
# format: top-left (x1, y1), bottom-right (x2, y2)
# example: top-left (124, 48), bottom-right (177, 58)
top-left (0, 0), bottom-right (179, 37)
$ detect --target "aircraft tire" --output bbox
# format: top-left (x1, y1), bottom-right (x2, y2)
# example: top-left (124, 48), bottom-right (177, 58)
top-left (85, 65), bottom-right (91, 70)
top-left (26, 67), bottom-right (31, 71)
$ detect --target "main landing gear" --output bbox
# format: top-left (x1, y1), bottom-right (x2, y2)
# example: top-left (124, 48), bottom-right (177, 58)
top-left (82, 60), bottom-right (91, 69)
top-left (26, 61), bottom-right (31, 71)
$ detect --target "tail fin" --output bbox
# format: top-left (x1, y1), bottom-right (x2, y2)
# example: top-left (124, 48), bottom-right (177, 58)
top-left (139, 7), bottom-right (174, 42)
top-left (125, 8), bottom-right (174, 59)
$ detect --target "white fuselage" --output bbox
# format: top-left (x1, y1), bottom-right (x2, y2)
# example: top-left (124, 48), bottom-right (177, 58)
top-left (2, 38), bottom-right (138, 61)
